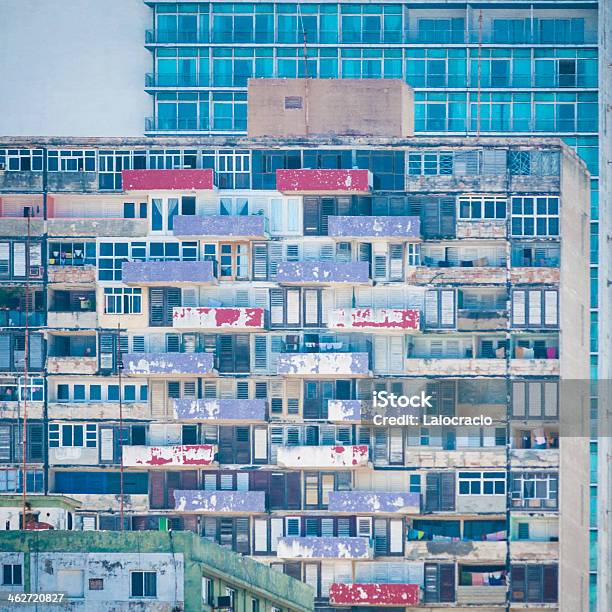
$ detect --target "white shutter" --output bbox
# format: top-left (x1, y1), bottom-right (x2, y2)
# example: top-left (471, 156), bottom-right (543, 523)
top-left (334, 287), bottom-right (353, 308)
top-left (528, 382), bottom-right (542, 417)
top-left (544, 382), bottom-right (558, 416)
top-left (355, 287), bottom-right (373, 308)
top-left (13, 242), bottom-right (26, 276)
top-left (389, 519), bottom-right (404, 553)
top-left (425, 291), bottom-right (439, 327)
top-left (182, 288), bottom-right (197, 307)
top-left (374, 337), bottom-right (389, 374)
top-left (373, 243), bottom-right (387, 280)
top-left (270, 290), bottom-right (284, 325)
top-left (304, 564), bottom-right (319, 595)
top-left (270, 518), bottom-right (283, 551)
top-left (512, 382), bottom-right (525, 417)
top-left (512, 291), bottom-right (526, 326)
top-left (440, 290), bottom-right (455, 327)
top-left (286, 289), bottom-right (300, 325)
top-left (100, 428), bottom-right (114, 461)
top-left (544, 290), bottom-right (558, 326)
top-left (254, 427), bottom-right (268, 461)
top-left (304, 289), bottom-right (319, 325)
top-left (81, 516), bottom-right (96, 531)
top-left (389, 336), bottom-right (404, 374)
top-left (150, 381), bottom-right (167, 418)
top-left (528, 290), bottom-right (542, 326)
top-left (254, 519), bottom-right (268, 552)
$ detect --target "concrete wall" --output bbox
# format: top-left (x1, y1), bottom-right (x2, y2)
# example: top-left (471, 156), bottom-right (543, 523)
top-left (559, 148), bottom-right (591, 612)
top-left (0, 0), bottom-right (150, 137)
top-left (247, 79), bottom-right (413, 138)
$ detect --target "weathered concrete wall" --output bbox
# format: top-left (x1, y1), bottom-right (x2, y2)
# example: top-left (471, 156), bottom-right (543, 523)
top-left (48, 265), bottom-right (96, 284)
top-left (122, 260), bottom-right (216, 285)
top-left (406, 174), bottom-right (507, 193)
top-left (508, 358), bottom-right (559, 376)
top-left (46, 356), bottom-right (98, 375)
top-left (456, 586), bottom-right (507, 605)
top-left (509, 267), bottom-right (560, 284)
top-left (48, 218), bottom-right (148, 237)
top-left (47, 311), bottom-right (97, 329)
top-left (276, 261), bottom-right (370, 284)
top-left (456, 495), bottom-right (507, 514)
top-left (327, 491), bottom-right (420, 514)
top-left (510, 449), bottom-right (559, 468)
top-left (49, 445), bottom-right (99, 466)
top-left (456, 220), bottom-right (507, 239)
top-left (276, 169), bottom-right (372, 193)
top-left (277, 352), bottom-right (370, 376)
top-left (277, 536), bottom-right (373, 559)
top-left (404, 358), bottom-right (507, 377)
top-left (248, 79), bottom-right (413, 138)
top-left (404, 540), bottom-right (505, 562)
top-left (174, 490), bottom-right (266, 513)
top-left (172, 306), bottom-right (264, 330)
top-left (404, 449), bottom-right (506, 469)
top-left (122, 352), bottom-right (214, 375)
top-left (276, 445), bottom-right (369, 468)
top-left (457, 309), bottom-right (507, 331)
top-left (0, 401), bottom-right (44, 420)
top-left (408, 266), bottom-right (506, 285)
top-left (173, 214), bottom-right (266, 238)
top-left (48, 402), bottom-right (149, 420)
top-left (510, 541), bottom-right (559, 561)
top-left (122, 444), bottom-right (216, 467)
top-left (0, 217), bottom-right (44, 236)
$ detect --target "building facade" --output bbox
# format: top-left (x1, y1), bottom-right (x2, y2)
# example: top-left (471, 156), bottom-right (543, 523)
top-left (0, 133), bottom-right (590, 610)
top-left (0, 529), bottom-right (314, 611)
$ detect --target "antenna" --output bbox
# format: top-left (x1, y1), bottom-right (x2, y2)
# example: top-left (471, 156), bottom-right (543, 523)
top-left (21, 211), bottom-right (30, 530)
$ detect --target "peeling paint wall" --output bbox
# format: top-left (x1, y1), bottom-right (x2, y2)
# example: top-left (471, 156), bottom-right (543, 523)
top-left (327, 491), bottom-right (420, 513)
top-left (277, 352), bottom-right (369, 375)
top-left (277, 536), bottom-right (373, 559)
top-left (173, 214), bottom-right (266, 237)
top-left (122, 169), bottom-right (214, 191)
top-left (47, 218), bottom-right (148, 237)
top-left (276, 261), bottom-right (370, 284)
top-left (122, 260), bottom-right (216, 285)
top-left (173, 398), bottom-right (266, 421)
top-left (276, 169), bottom-right (372, 193)
top-left (404, 358), bottom-right (507, 376)
top-left (122, 444), bottom-right (216, 467)
top-left (276, 445), bottom-right (369, 468)
top-left (327, 399), bottom-right (363, 421)
top-left (46, 356), bottom-right (98, 375)
top-left (122, 352), bottom-right (214, 375)
top-left (329, 582), bottom-right (420, 606)
top-left (172, 306), bottom-right (264, 329)
top-left (174, 490), bottom-right (266, 512)
top-left (328, 215), bottom-right (420, 238)
top-left (48, 265), bottom-right (96, 284)
top-left (328, 308), bottom-right (420, 330)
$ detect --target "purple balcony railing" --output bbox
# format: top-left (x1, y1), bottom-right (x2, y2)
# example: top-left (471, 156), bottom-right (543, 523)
top-left (277, 352), bottom-right (370, 376)
top-left (173, 490), bottom-right (266, 512)
top-left (122, 260), bottom-right (216, 285)
top-left (328, 216), bottom-right (420, 238)
top-left (122, 352), bottom-right (214, 375)
top-left (328, 491), bottom-right (421, 513)
top-left (276, 261), bottom-right (370, 284)
top-left (173, 399), bottom-right (266, 421)
top-left (277, 537), bottom-right (373, 559)
top-left (173, 215), bottom-right (267, 238)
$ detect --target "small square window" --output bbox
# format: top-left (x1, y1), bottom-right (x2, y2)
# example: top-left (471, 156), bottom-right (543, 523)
top-left (89, 578), bottom-right (104, 590)
top-left (2, 564), bottom-right (22, 586)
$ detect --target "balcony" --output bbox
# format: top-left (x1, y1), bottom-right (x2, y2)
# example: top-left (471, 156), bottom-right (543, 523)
top-left (509, 359), bottom-right (559, 376)
top-left (328, 308), bottom-right (420, 331)
top-left (509, 541), bottom-right (559, 561)
top-left (327, 400), bottom-right (365, 422)
top-left (456, 586), bottom-right (507, 605)
top-left (509, 267), bottom-right (560, 284)
top-left (46, 310), bottom-right (97, 329)
top-left (510, 449), bottom-right (559, 468)
top-left (404, 358), bottom-right (507, 377)
top-left (277, 537), bottom-right (373, 560)
top-left (405, 540), bottom-right (506, 562)
top-left (276, 169), bottom-right (372, 194)
top-left (327, 216), bottom-right (420, 239)
top-left (329, 583), bottom-right (419, 607)
top-left (122, 444), bottom-right (216, 468)
top-left (276, 261), bottom-right (370, 285)
top-left (404, 449), bottom-right (506, 469)
top-left (173, 399), bottom-right (266, 422)
top-left (408, 266), bottom-right (506, 285)
top-left (122, 261), bottom-right (216, 286)
top-left (122, 352), bottom-right (215, 376)
top-left (456, 220), bottom-right (507, 239)
top-left (0, 217), bottom-right (45, 237)
top-left (277, 352), bottom-right (370, 376)
top-left (172, 306), bottom-right (265, 330)
top-left (172, 215), bottom-right (267, 239)
top-left (328, 491), bottom-right (420, 514)
top-left (121, 169), bottom-right (215, 191)
top-left (47, 217), bottom-right (148, 238)
top-left (173, 490), bottom-right (266, 513)
top-left (46, 356), bottom-right (98, 375)
top-left (48, 265), bottom-right (96, 284)
top-left (276, 445), bottom-right (369, 469)
top-left (457, 309), bottom-right (507, 331)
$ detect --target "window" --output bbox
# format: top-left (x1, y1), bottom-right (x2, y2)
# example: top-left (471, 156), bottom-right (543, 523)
top-left (104, 288), bottom-right (142, 314)
top-left (202, 577), bottom-right (214, 605)
top-left (2, 564), bottom-right (22, 586)
top-left (510, 472), bottom-right (558, 508)
top-left (511, 290), bottom-right (558, 328)
top-left (410, 474), bottom-right (421, 493)
top-left (425, 289), bottom-right (455, 329)
top-left (458, 196), bottom-right (506, 220)
top-left (49, 424), bottom-right (97, 448)
top-left (89, 578), bottom-right (103, 590)
top-left (511, 381), bottom-right (558, 419)
top-left (511, 564), bottom-right (558, 602)
top-left (458, 471), bottom-right (506, 495)
top-left (218, 243), bottom-right (249, 279)
top-left (47, 150), bottom-right (96, 172)
top-left (511, 196), bottom-right (559, 237)
top-left (49, 242), bottom-right (96, 267)
top-left (408, 152), bottom-right (453, 176)
top-left (0, 149), bottom-right (43, 171)
top-left (131, 571), bottom-right (157, 598)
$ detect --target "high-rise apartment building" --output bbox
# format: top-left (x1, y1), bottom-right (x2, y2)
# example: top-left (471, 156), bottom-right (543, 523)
top-left (0, 115), bottom-right (591, 609)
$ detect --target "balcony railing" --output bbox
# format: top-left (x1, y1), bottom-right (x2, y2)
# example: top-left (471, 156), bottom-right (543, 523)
top-left (329, 583), bottom-right (420, 606)
top-left (276, 445), bottom-right (370, 468)
top-left (173, 489), bottom-right (266, 512)
top-left (122, 444), bottom-right (217, 468)
top-left (277, 352), bottom-right (371, 376)
top-left (277, 536), bottom-right (373, 560)
top-left (0, 311), bottom-right (44, 327)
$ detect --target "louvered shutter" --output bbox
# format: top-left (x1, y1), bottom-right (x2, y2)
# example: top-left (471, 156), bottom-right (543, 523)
top-left (268, 243), bottom-right (283, 278)
top-left (234, 335), bottom-right (250, 373)
top-left (252, 243), bottom-right (268, 280)
top-left (528, 290), bottom-right (542, 326)
top-left (482, 149), bottom-right (507, 175)
top-left (454, 150), bottom-right (480, 175)
top-left (389, 336), bottom-right (404, 374)
top-left (253, 335), bottom-right (268, 372)
top-left (373, 337), bottom-right (388, 374)
top-left (372, 243), bottom-right (387, 280)
top-left (389, 244), bottom-right (404, 280)
top-left (440, 198), bottom-right (456, 237)
top-left (303, 197), bottom-right (320, 235)
top-left (544, 290), bottom-right (558, 326)
top-left (512, 290), bottom-right (526, 326)
top-left (149, 288), bottom-right (165, 327)
top-left (511, 565), bottom-right (526, 602)
top-left (304, 290), bottom-right (319, 326)
top-left (425, 290), bottom-right (439, 327)
top-left (28, 334), bottom-right (44, 370)
top-left (149, 471), bottom-right (166, 509)
top-left (373, 428), bottom-right (388, 465)
top-left (389, 519), bottom-right (403, 553)
top-left (99, 333), bottom-right (116, 372)
top-left (150, 380), bottom-right (167, 418)
top-left (439, 564), bottom-right (456, 602)
top-left (27, 423), bottom-right (44, 462)
top-left (440, 472), bottom-right (456, 511)
top-left (543, 565), bottom-right (558, 602)
top-left (286, 289), bottom-right (300, 325)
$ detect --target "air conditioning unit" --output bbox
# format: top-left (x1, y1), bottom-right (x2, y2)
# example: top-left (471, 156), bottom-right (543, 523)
top-left (28, 266), bottom-right (42, 279)
top-left (23, 206), bottom-right (33, 217)
top-left (216, 596), bottom-right (233, 609)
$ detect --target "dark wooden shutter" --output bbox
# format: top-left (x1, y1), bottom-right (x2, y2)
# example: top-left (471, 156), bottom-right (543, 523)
top-left (166, 472), bottom-right (181, 510)
top-left (527, 565), bottom-right (542, 602)
top-left (440, 198), bottom-right (456, 237)
top-left (543, 565), bottom-right (558, 602)
top-left (218, 427), bottom-right (235, 464)
top-left (284, 563), bottom-right (301, 581)
top-left (234, 426), bottom-right (251, 464)
top-left (424, 563), bottom-right (439, 603)
top-left (218, 336), bottom-right (234, 373)
top-left (26, 423), bottom-right (44, 462)
top-left (303, 197), bottom-right (320, 236)
top-left (320, 198), bottom-right (335, 235)
top-left (234, 335), bottom-right (250, 373)
top-left (149, 288), bottom-right (165, 327)
top-left (181, 470), bottom-right (198, 490)
top-left (440, 472), bottom-right (456, 511)
top-left (511, 565), bottom-right (526, 602)
top-left (439, 564), bottom-right (455, 602)
top-left (149, 471), bottom-right (165, 509)
top-left (425, 473), bottom-right (440, 511)
top-left (286, 472), bottom-right (301, 509)
top-left (235, 517), bottom-right (250, 553)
